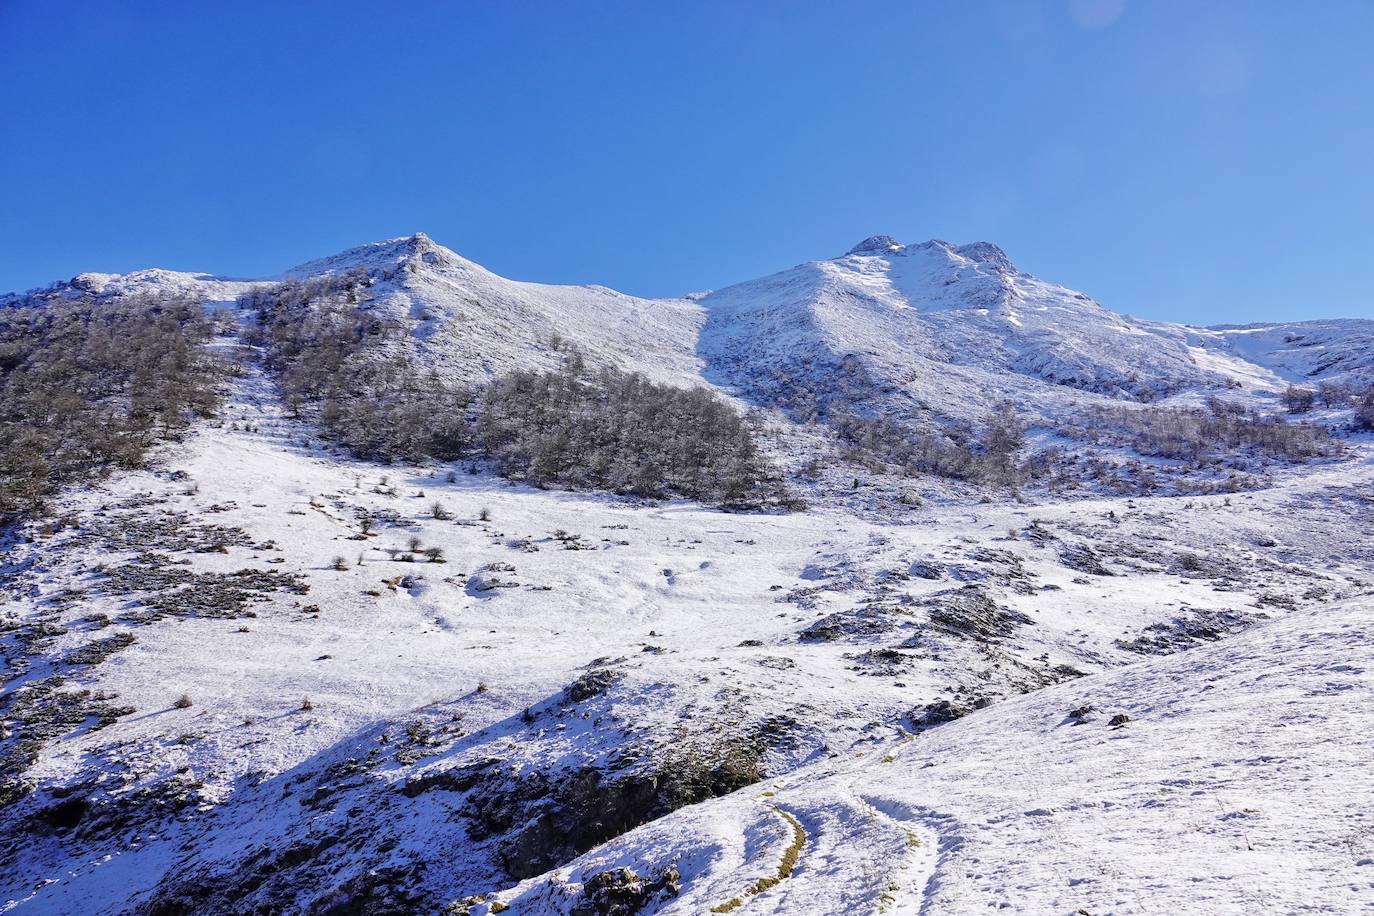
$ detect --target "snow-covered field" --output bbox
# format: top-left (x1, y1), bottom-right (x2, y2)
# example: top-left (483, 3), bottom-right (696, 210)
top-left (3, 234), bottom-right (1373, 913)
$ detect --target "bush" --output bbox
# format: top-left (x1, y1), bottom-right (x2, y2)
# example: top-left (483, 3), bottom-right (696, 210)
top-left (1356, 391), bottom-right (1374, 431)
top-left (1318, 381), bottom-right (1351, 408)
top-left (1282, 385), bottom-right (1316, 414)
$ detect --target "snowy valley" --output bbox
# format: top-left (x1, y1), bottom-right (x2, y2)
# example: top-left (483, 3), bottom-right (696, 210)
top-left (2, 234), bottom-right (1373, 915)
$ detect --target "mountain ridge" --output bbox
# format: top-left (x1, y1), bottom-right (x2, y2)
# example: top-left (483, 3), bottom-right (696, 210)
top-left (6, 232), bottom-right (1374, 420)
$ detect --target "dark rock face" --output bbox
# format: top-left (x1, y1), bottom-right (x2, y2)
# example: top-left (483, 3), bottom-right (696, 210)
top-left (954, 241), bottom-right (1017, 273)
top-left (798, 603), bottom-right (908, 642)
top-left (908, 697), bottom-right (986, 732)
top-left (923, 586), bottom-right (1032, 641)
top-left (908, 560), bottom-right (944, 580)
top-left (846, 235), bottom-right (903, 255)
top-left (480, 744), bottom-right (763, 881)
top-left (565, 668), bottom-right (620, 702)
top-left (1058, 542), bottom-right (1114, 577)
top-left (1116, 607), bottom-right (1255, 655)
top-left (1168, 552), bottom-right (1242, 581)
top-left (570, 865), bottom-right (680, 916)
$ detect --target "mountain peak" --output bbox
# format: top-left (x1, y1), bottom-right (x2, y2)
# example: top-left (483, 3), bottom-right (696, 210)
top-left (843, 236), bottom-right (1016, 273)
top-left (954, 241), bottom-right (1015, 273)
top-left (846, 235), bottom-right (905, 255)
top-left (283, 231), bottom-right (473, 280)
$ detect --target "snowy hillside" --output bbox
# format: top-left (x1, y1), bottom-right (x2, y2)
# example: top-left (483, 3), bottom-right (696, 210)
top-left (496, 597), bottom-right (1374, 915)
top-left (0, 269), bottom-right (268, 310)
top-left (11, 231), bottom-right (1370, 426)
top-left (259, 230), bottom-right (1374, 434)
top-left (282, 233), bottom-right (708, 389)
top-left (1202, 320), bottom-right (1374, 386)
top-left (699, 236), bottom-right (1374, 424)
top-left (2, 233), bottom-right (1372, 914)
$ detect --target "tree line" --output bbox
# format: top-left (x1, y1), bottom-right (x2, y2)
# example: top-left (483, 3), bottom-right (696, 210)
top-left (243, 280), bottom-right (788, 507)
top-left (0, 294), bottom-right (226, 520)
top-left (1063, 397), bottom-right (1342, 464)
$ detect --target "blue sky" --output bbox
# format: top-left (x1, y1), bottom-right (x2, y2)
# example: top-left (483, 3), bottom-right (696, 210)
top-left (1, 1), bottom-right (1370, 323)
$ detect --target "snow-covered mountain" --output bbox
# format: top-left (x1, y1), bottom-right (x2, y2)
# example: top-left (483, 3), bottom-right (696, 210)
top-left (2, 233), bottom-right (1372, 914)
top-left (699, 236), bottom-right (1374, 423)
top-left (274, 232), bottom-right (1374, 423)
top-left (15, 231), bottom-right (1371, 421)
top-left (280, 233), bottom-right (709, 388)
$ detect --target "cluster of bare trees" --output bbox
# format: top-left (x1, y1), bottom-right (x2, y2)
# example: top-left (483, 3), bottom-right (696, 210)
top-left (245, 282), bottom-right (785, 507)
top-left (478, 363), bottom-right (785, 505)
top-left (1065, 397), bottom-right (1340, 465)
top-left (0, 295), bottom-right (225, 520)
top-left (245, 275), bottom-right (469, 463)
top-left (827, 402), bottom-right (1028, 487)
top-left (1284, 380), bottom-right (1374, 431)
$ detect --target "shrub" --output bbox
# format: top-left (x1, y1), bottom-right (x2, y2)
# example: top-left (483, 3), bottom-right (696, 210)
top-left (1282, 385), bottom-right (1316, 414)
top-left (1318, 381), bottom-right (1351, 408)
top-left (1356, 391), bottom-right (1374, 431)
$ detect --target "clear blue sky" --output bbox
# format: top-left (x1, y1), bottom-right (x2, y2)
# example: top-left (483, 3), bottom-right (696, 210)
top-left (2, 1), bottom-right (1371, 323)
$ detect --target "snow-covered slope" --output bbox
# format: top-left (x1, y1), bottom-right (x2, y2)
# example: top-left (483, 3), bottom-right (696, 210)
top-left (1201, 320), bottom-right (1374, 386)
top-left (2, 339), bottom-right (1371, 912)
top-left (498, 597), bottom-right (1374, 915)
top-left (697, 236), bottom-right (1374, 424)
top-left (1, 269), bottom-right (268, 310)
top-left (282, 233), bottom-right (708, 388)
top-left (3, 233), bottom-right (1372, 914)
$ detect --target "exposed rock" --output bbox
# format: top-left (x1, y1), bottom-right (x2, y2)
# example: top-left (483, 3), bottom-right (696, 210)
top-left (569, 865), bottom-right (680, 916)
top-left (1058, 542), bottom-right (1114, 577)
top-left (908, 697), bottom-right (985, 732)
top-left (566, 668), bottom-right (620, 702)
top-left (923, 586), bottom-right (1033, 641)
top-left (1116, 608), bottom-right (1256, 655)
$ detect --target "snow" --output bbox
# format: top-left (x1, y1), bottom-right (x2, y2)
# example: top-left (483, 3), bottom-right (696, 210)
top-left (282, 232), bottom-right (710, 391)
top-left (507, 597), bottom-right (1374, 914)
top-left (3, 234), bottom-right (1373, 912)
